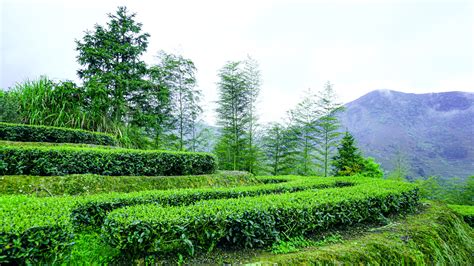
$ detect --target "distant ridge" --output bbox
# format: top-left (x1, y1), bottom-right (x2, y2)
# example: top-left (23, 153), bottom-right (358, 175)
top-left (339, 90), bottom-right (474, 179)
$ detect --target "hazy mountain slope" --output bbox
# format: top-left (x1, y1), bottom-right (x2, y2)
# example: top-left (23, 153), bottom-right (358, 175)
top-left (340, 90), bottom-right (474, 179)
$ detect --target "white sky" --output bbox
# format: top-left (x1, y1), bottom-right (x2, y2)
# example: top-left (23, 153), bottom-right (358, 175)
top-left (1, 0), bottom-right (473, 125)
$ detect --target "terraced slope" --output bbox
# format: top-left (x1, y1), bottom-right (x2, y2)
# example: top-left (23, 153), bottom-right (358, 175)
top-left (1, 123), bottom-right (472, 265)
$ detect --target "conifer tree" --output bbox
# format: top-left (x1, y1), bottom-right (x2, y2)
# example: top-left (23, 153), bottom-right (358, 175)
top-left (331, 131), bottom-right (365, 176)
top-left (76, 6), bottom-right (150, 129)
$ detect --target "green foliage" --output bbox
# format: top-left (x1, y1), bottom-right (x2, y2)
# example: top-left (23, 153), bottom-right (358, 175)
top-left (315, 81), bottom-right (345, 177)
top-left (0, 171), bottom-right (255, 196)
top-left (261, 122), bottom-right (298, 175)
top-left (448, 204), bottom-right (474, 226)
top-left (415, 175), bottom-right (473, 205)
top-left (214, 58), bottom-right (262, 172)
top-left (271, 234), bottom-right (343, 254)
top-left (0, 122), bottom-right (116, 145)
top-left (362, 157), bottom-right (384, 178)
top-left (332, 131), bottom-right (383, 178)
top-left (0, 175), bottom-right (351, 263)
top-left (76, 6), bottom-right (150, 126)
top-left (0, 196), bottom-right (78, 264)
top-left (332, 131), bottom-right (365, 176)
top-left (11, 77), bottom-right (89, 129)
top-left (151, 51), bottom-right (203, 151)
top-left (265, 202), bottom-right (474, 265)
top-left (0, 143), bottom-right (217, 176)
top-left (287, 89), bottom-right (321, 176)
top-left (102, 178), bottom-right (418, 257)
top-left (70, 175), bottom-right (346, 229)
top-left (62, 232), bottom-right (118, 264)
top-left (0, 90), bottom-right (20, 123)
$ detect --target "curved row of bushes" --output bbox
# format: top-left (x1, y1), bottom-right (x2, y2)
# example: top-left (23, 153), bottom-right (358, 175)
top-left (71, 175), bottom-right (352, 228)
top-left (0, 176), bottom-right (360, 263)
top-left (103, 180), bottom-right (419, 257)
top-left (0, 122), bottom-right (116, 145)
top-left (0, 143), bottom-right (217, 176)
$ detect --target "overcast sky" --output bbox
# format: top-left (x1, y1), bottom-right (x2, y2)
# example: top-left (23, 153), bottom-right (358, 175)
top-left (1, 0), bottom-right (473, 124)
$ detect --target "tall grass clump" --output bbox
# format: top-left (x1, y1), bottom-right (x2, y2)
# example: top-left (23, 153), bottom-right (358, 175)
top-left (14, 77), bottom-right (86, 129)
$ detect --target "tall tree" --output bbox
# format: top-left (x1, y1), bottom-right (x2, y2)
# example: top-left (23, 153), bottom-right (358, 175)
top-left (315, 81), bottom-right (344, 177)
top-left (215, 61), bottom-right (249, 170)
top-left (75, 6), bottom-right (150, 130)
top-left (288, 89), bottom-right (321, 176)
top-left (242, 56), bottom-right (261, 173)
top-left (152, 51), bottom-right (202, 151)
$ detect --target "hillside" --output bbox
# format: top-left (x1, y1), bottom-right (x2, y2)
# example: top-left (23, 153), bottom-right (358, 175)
top-left (340, 90), bottom-right (474, 179)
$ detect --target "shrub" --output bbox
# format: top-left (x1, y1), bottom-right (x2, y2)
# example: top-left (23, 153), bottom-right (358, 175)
top-left (102, 179), bottom-right (419, 257)
top-left (0, 122), bottom-right (116, 145)
top-left (0, 171), bottom-right (256, 196)
top-left (0, 175), bottom-right (347, 263)
top-left (0, 196), bottom-right (78, 264)
top-left (70, 175), bottom-right (346, 228)
top-left (0, 144), bottom-right (217, 176)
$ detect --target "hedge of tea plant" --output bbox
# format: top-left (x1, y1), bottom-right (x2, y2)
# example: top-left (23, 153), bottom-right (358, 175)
top-left (0, 195), bottom-right (79, 264)
top-left (0, 144), bottom-right (217, 176)
top-left (0, 176), bottom-right (419, 263)
top-left (0, 175), bottom-right (355, 263)
top-left (0, 122), bottom-right (116, 145)
top-left (102, 179), bottom-right (419, 257)
top-left (70, 175), bottom-right (348, 228)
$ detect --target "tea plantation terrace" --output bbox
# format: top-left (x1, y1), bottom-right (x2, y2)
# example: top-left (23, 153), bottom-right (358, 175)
top-left (0, 123), bottom-right (472, 264)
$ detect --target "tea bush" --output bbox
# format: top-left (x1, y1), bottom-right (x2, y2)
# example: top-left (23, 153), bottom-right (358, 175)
top-left (0, 144), bottom-right (217, 176)
top-left (102, 180), bottom-right (419, 257)
top-left (0, 175), bottom-right (348, 263)
top-left (0, 122), bottom-right (116, 145)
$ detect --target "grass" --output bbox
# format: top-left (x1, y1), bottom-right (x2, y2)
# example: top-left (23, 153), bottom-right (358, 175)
top-left (0, 171), bottom-right (256, 196)
top-left (448, 204), bottom-right (474, 227)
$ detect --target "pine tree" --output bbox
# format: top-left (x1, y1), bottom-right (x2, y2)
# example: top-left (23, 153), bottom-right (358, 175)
top-left (331, 131), bottom-right (365, 176)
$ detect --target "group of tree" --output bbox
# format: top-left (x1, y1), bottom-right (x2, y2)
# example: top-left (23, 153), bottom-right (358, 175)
top-left (214, 57), bottom-right (261, 172)
top-left (257, 83), bottom-right (382, 177)
top-left (0, 7), bottom-right (204, 151)
top-left (0, 6), bottom-right (383, 178)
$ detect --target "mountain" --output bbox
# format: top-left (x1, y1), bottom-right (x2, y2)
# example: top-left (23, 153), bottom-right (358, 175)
top-left (340, 90), bottom-right (474, 179)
